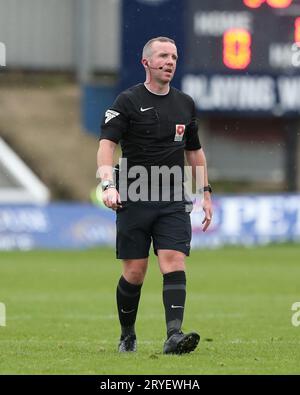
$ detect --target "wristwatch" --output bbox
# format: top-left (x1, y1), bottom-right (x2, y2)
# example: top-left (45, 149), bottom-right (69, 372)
top-left (203, 184), bottom-right (212, 193)
top-left (101, 179), bottom-right (116, 192)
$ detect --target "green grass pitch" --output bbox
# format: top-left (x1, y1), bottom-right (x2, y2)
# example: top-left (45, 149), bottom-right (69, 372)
top-left (0, 245), bottom-right (300, 374)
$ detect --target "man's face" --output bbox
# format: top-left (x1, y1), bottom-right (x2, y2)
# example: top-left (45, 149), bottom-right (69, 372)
top-left (147, 41), bottom-right (178, 83)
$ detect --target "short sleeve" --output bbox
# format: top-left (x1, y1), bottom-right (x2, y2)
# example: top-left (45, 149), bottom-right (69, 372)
top-left (99, 93), bottom-right (130, 143)
top-left (185, 100), bottom-right (201, 151)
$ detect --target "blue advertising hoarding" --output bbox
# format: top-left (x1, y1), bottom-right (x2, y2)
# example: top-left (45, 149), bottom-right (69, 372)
top-left (1, 196), bottom-right (300, 251)
top-left (0, 203), bottom-right (115, 251)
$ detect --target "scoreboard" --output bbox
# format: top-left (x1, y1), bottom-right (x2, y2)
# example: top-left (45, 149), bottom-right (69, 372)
top-left (121, 0), bottom-right (300, 114)
top-left (182, 0), bottom-right (300, 114)
top-left (185, 0), bottom-right (300, 74)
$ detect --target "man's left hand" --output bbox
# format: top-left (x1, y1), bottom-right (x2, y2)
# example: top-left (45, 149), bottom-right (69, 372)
top-left (202, 195), bottom-right (213, 232)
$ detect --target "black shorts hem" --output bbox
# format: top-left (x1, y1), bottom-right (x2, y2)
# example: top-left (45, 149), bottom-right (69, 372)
top-left (154, 247), bottom-right (190, 257)
top-left (116, 253), bottom-right (149, 260)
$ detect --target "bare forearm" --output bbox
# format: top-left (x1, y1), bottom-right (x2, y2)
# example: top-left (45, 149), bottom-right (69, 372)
top-left (97, 139), bottom-right (117, 181)
top-left (185, 148), bottom-right (209, 188)
top-left (185, 148), bottom-right (213, 231)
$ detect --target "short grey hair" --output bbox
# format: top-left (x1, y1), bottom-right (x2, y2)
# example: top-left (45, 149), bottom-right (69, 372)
top-left (142, 36), bottom-right (176, 58)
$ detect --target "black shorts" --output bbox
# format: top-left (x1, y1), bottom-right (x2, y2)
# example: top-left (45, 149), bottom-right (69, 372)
top-left (116, 200), bottom-right (192, 259)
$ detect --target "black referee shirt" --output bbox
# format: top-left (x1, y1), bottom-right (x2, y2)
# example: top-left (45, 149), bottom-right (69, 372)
top-left (100, 83), bottom-right (201, 199)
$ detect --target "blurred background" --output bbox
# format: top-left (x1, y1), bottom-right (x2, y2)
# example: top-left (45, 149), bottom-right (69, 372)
top-left (0, 0), bottom-right (300, 250)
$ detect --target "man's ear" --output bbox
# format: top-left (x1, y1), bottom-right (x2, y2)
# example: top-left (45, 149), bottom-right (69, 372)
top-left (141, 58), bottom-right (148, 68)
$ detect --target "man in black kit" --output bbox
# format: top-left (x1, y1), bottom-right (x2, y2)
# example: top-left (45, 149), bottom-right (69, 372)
top-left (97, 37), bottom-right (213, 354)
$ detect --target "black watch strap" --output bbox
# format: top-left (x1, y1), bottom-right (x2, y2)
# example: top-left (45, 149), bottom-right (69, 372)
top-left (102, 180), bottom-right (116, 192)
top-left (203, 184), bottom-right (212, 193)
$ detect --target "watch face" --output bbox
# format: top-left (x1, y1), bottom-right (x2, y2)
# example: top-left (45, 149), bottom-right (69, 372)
top-left (102, 180), bottom-right (111, 191)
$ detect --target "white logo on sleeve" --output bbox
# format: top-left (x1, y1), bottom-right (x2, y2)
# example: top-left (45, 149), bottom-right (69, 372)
top-left (105, 109), bottom-right (120, 124)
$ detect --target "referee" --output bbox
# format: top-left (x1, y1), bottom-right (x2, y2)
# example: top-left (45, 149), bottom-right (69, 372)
top-left (97, 37), bottom-right (213, 354)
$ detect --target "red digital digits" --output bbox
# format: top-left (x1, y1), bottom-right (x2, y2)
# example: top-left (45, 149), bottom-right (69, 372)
top-left (244, 0), bottom-right (292, 8)
top-left (295, 17), bottom-right (300, 45)
top-left (243, 0), bottom-right (265, 8)
top-left (223, 29), bottom-right (252, 69)
top-left (266, 0), bottom-right (292, 7)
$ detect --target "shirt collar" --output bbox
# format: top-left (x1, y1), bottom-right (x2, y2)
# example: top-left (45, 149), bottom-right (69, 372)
top-left (144, 83), bottom-right (170, 96)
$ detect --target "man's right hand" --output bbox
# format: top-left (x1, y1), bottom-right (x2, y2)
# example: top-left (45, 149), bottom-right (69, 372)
top-left (102, 187), bottom-right (122, 210)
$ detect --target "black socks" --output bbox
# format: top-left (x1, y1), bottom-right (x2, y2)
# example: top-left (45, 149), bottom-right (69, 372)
top-left (163, 271), bottom-right (186, 338)
top-left (116, 276), bottom-right (142, 338)
top-left (116, 271), bottom-right (186, 340)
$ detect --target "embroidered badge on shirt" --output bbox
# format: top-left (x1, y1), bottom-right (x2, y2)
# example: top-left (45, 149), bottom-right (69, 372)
top-left (105, 109), bottom-right (120, 124)
top-left (174, 124), bottom-right (186, 141)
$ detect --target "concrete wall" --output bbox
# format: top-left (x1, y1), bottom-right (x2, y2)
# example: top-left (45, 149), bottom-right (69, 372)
top-left (0, 0), bottom-right (120, 71)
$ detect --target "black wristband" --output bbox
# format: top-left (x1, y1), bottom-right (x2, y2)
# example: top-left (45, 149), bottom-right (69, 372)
top-left (203, 184), bottom-right (212, 193)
